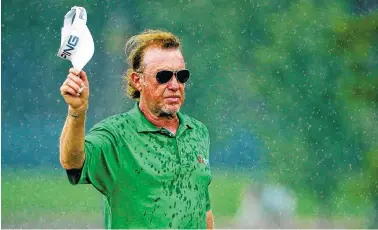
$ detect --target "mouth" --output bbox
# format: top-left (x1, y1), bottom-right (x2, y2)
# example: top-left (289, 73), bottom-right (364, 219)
top-left (164, 96), bottom-right (181, 103)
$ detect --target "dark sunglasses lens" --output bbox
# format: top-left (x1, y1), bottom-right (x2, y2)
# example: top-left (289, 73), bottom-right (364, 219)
top-left (177, 70), bottom-right (190, 83)
top-left (156, 71), bottom-right (173, 84)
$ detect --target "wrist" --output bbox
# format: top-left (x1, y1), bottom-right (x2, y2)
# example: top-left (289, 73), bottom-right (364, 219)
top-left (68, 107), bottom-right (87, 118)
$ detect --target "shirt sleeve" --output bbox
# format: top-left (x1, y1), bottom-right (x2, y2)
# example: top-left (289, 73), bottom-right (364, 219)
top-left (66, 121), bottom-right (121, 196)
top-left (205, 188), bottom-right (211, 211)
top-left (205, 125), bottom-right (212, 211)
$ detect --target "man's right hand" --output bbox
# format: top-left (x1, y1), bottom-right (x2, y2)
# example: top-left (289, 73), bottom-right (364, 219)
top-left (60, 68), bottom-right (90, 113)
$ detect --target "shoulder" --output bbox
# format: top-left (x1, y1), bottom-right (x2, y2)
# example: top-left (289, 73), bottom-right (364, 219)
top-left (100, 112), bottom-right (132, 125)
top-left (89, 112), bottom-right (134, 133)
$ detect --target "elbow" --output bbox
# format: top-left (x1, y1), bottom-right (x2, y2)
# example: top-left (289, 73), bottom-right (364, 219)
top-left (59, 152), bottom-right (85, 170)
top-left (60, 159), bottom-right (84, 170)
top-left (59, 157), bottom-right (74, 169)
top-left (60, 160), bottom-right (74, 170)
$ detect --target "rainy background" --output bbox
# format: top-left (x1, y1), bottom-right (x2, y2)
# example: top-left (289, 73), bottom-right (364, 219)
top-left (2, 0), bottom-right (378, 228)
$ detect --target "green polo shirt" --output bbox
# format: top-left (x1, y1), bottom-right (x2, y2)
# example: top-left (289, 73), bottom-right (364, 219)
top-left (67, 103), bottom-right (212, 229)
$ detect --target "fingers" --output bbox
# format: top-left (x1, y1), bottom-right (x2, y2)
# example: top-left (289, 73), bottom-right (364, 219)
top-left (69, 68), bottom-right (80, 76)
top-left (60, 84), bottom-right (79, 96)
top-left (61, 68), bottom-right (89, 98)
top-left (78, 70), bottom-right (89, 87)
top-left (61, 74), bottom-right (84, 97)
top-left (67, 74), bottom-right (85, 89)
top-left (66, 78), bottom-right (82, 95)
top-left (68, 68), bottom-right (89, 84)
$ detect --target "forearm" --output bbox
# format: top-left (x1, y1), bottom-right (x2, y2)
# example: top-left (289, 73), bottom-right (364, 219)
top-left (59, 108), bottom-right (86, 169)
top-left (206, 210), bottom-right (214, 229)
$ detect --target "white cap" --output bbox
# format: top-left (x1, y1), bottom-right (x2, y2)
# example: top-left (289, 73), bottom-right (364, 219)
top-left (57, 6), bottom-right (94, 71)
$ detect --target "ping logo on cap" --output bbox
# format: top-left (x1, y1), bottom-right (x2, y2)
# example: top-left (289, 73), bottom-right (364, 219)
top-left (60, 35), bottom-right (79, 59)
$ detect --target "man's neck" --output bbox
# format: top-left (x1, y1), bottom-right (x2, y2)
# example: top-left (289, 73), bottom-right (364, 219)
top-left (139, 102), bottom-right (179, 135)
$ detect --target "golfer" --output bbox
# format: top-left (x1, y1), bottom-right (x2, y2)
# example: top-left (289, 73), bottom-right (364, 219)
top-left (59, 29), bottom-right (214, 229)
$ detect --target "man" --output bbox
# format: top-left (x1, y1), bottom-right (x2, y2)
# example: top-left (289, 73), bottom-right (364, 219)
top-left (59, 29), bottom-right (214, 229)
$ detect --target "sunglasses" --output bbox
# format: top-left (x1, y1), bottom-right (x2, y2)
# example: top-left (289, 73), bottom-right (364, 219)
top-left (155, 69), bottom-right (190, 84)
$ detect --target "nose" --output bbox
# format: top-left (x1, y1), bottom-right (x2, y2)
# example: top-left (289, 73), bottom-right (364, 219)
top-left (167, 73), bottom-right (179, 90)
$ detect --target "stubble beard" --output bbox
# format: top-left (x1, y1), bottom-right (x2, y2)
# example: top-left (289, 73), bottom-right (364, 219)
top-left (160, 104), bottom-right (180, 116)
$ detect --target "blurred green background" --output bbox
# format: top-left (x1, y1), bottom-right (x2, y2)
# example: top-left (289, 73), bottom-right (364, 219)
top-left (2, 0), bottom-right (378, 228)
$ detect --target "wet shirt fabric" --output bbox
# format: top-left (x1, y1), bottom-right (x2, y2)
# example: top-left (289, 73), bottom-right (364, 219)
top-left (66, 103), bottom-right (212, 229)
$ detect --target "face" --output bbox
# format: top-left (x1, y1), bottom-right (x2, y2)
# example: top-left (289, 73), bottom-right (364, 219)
top-left (136, 47), bottom-right (186, 116)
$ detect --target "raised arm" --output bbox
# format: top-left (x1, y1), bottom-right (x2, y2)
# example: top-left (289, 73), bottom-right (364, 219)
top-left (59, 68), bottom-right (90, 169)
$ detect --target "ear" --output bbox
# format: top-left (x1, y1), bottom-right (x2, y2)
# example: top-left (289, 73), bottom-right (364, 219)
top-left (131, 72), bottom-right (143, 91)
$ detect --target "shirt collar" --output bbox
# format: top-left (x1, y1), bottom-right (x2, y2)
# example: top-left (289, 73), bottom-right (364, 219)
top-left (128, 102), bottom-right (193, 133)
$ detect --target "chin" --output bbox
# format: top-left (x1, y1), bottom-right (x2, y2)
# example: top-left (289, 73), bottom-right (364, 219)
top-left (161, 104), bottom-right (181, 115)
